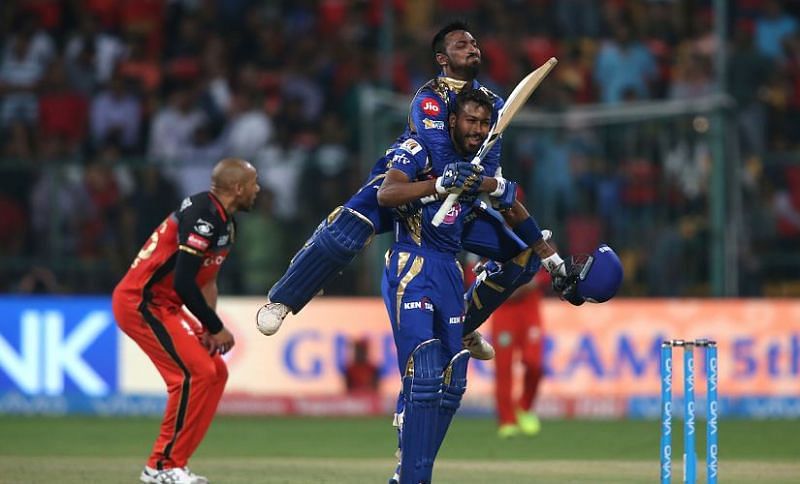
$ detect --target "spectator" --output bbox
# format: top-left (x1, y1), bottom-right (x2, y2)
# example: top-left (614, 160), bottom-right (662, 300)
top-left (729, 20), bottom-right (774, 157)
top-left (147, 83), bottom-right (205, 165)
top-left (64, 13), bottom-right (124, 87)
top-left (90, 71), bottom-right (142, 152)
top-left (755, 0), bottom-right (798, 60)
top-left (38, 60), bottom-right (89, 156)
top-left (226, 83), bottom-right (273, 160)
top-left (0, 12), bottom-right (55, 128)
top-left (594, 22), bottom-right (657, 103)
top-left (344, 337), bottom-right (380, 395)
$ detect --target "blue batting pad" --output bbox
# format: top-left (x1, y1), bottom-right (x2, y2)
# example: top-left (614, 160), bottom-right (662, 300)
top-left (269, 207), bottom-right (374, 312)
top-left (462, 249), bottom-right (541, 334)
top-left (433, 349), bottom-right (470, 458)
top-left (400, 339), bottom-right (444, 484)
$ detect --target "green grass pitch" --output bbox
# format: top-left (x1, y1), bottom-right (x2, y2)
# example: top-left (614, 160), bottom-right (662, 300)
top-left (0, 416), bottom-right (798, 483)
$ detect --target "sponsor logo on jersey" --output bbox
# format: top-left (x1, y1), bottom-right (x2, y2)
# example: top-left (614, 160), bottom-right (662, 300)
top-left (422, 118), bottom-right (445, 130)
top-left (217, 234), bottom-right (229, 246)
top-left (203, 254), bottom-right (226, 266)
top-left (399, 138), bottom-right (423, 155)
top-left (402, 297), bottom-right (434, 312)
top-left (442, 202), bottom-right (462, 225)
top-left (180, 197), bottom-right (192, 211)
top-left (194, 218), bottom-right (214, 236)
top-left (420, 97), bottom-right (441, 116)
top-left (448, 315), bottom-right (464, 325)
top-left (187, 233), bottom-right (210, 251)
top-left (390, 152), bottom-right (412, 167)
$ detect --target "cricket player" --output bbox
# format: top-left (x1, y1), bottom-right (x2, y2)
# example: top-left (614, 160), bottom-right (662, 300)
top-left (112, 159), bottom-right (260, 484)
top-left (258, 22), bottom-right (572, 355)
top-left (378, 88), bottom-right (502, 484)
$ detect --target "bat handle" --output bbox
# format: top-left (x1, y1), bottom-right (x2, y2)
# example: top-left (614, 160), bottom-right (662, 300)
top-left (432, 152), bottom-right (484, 226)
top-left (431, 192), bottom-right (459, 227)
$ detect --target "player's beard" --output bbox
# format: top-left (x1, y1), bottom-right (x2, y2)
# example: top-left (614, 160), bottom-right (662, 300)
top-left (447, 55), bottom-right (481, 80)
top-left (452, 130), bottom-right (483, 157)
top-left (460, 55), bottom-right (481, 80)
top-left (239, 194), bottom-right (257, 212)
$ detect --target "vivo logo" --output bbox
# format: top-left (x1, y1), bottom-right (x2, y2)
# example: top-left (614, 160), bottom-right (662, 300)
top-left (708, 400), bottom-right (718, 435)
top-left (662, 401), bottom-right (672, 435)
top-left (686, 401), bottom-right (695, 435)
top-left (0, 308), bottom-right (115, 396)
top-left (708, 444), bottom-right (718, 477)
top-left (709, 356), bottom-right (718, 392)
top-left (662, 445), bottom-right (671, 477)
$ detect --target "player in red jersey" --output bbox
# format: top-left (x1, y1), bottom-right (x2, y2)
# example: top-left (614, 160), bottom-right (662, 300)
top-left (112, 158), bottom-right (259, 484)
top-left (491, 266), bottom-right (549, 438)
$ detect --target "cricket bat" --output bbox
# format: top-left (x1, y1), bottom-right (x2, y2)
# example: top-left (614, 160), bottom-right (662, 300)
top-left (431, 57), bottom-right (558, 227)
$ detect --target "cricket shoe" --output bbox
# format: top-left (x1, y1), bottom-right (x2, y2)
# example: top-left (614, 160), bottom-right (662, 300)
top-left (516, 409), bottom-right (541, 436)
top-left (497, 424), bottom-right (521, 439)
top-left (140, 466), bottom-right (202, 484)
top-left (462, 330), bottom-right (495, 360)
top-left (183, 467), bottom-right (209, 484)
top-left (256, 300), bottom-right (290, 336)
top-left (387, 461), bottom-right (401, 484)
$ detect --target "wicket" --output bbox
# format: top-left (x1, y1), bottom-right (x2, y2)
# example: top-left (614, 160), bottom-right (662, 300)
top-left (660, 339), bottom-right (718, 484)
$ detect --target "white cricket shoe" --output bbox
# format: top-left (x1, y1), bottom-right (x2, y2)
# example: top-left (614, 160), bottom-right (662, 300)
top-left (140, 466), bottom-right (201, 484)
top-left (462, 331), bottom-right (495, 360)
top-left (256, 300), bottom-right (290, 336)
top-left (183, 467), bottom-right (209, 484)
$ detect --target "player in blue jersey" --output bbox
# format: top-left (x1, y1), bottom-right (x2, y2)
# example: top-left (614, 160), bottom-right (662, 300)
top-left (377, 88), bottom-right (500, 484)
top-left (256, 22), bottom-right (575, 355)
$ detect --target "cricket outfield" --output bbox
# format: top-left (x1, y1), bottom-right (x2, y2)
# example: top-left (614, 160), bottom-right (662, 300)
top-left (0, 416), bottom-right (797, 483)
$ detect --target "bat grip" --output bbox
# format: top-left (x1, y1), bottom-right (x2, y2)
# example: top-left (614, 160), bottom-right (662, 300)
top-left (431, 192), bottom-right (459, 227)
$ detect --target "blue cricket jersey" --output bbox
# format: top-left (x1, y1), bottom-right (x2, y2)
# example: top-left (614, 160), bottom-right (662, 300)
top-left (401, 76), bottom-right (505, 177)
top-left (388, 136), bottom-right (477, 256)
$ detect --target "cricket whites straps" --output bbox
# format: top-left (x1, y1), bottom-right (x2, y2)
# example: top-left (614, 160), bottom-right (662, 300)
top-left (432, 57), bottom-right (558, 227)
top-left (399, 340), bottom-right (444, 484)
top-left (433, 350), bottom-right (470, 458)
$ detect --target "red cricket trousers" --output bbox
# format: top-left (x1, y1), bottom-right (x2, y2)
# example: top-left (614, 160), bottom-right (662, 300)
top-left (112, 292), bottom-right (228, 469)
top-left (491, 300), bottom-right (544, 426)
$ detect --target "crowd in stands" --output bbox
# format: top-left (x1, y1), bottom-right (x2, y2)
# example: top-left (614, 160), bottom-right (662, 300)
top-left (1, 0), bottom-right (799, 296)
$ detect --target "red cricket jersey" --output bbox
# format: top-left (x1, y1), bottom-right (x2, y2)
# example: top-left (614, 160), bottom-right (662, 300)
top-left (114, 191), bottom-right (236, 308)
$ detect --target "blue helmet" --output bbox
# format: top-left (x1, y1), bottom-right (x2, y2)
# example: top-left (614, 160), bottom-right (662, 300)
top-left (572, 244), bottom-right (624, 303)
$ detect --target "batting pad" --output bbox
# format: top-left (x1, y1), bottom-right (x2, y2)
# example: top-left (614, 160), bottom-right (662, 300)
top-left (400, 339), bottom-right (444, 484)
top-left (462, 249), bottom-right (541, 334)
top-left (433, 349), bottom-right (470, 458)
top-left (269, 207), bottom-right (373, 312)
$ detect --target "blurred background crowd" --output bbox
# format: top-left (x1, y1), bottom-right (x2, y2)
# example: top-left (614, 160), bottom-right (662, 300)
top-left (1, 0), bottom-right (799, 297)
